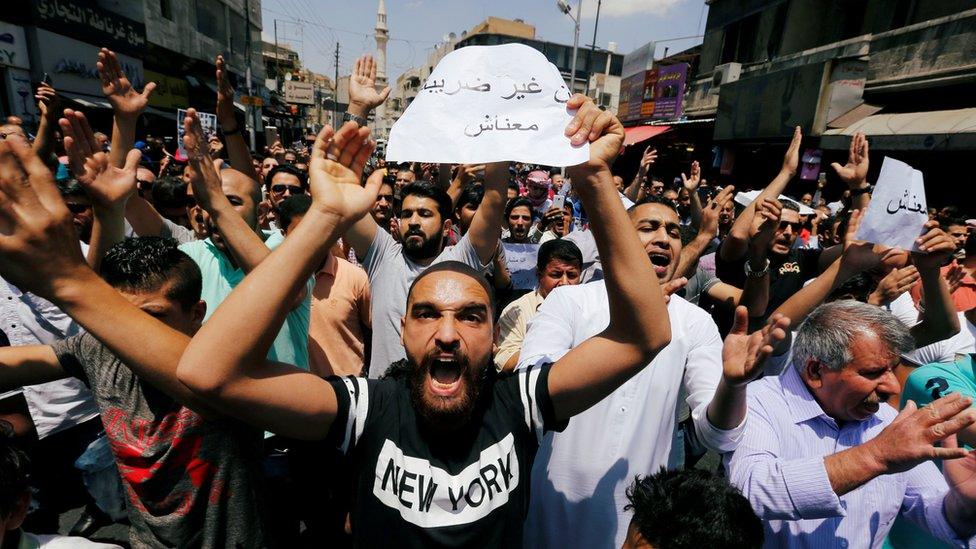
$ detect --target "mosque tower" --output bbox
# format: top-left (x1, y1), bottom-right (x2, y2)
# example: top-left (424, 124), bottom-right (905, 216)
top-left (374, 0), bottom-right (389, 139)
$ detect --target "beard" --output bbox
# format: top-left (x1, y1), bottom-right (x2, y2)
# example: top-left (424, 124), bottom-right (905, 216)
top-left (402, 229), bottom-right (442, 261)
top-left (408, 349), bottom-right (485, 434)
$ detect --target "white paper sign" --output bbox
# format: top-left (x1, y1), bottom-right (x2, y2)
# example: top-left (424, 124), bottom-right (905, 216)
top-left (386, 44), bottom-right (588, 166)
top-left (502, 242), bottom-right (541, 290)
top-left (177, 108), bottom-right (218, 157)
top-left (855, 156), bottom-right (928, 251)
top-left (733, 190), bottom-right (816, 215)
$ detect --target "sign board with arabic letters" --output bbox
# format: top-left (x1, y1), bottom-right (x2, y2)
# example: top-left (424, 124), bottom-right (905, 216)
top-left (386, 44), bottom-right (588, 166)
top-left (283, 81), bottom-right (315, 105)
top-left (855, 156), bottom-right (928, 252)
top-left (31, 0), bottom-right (146, 56)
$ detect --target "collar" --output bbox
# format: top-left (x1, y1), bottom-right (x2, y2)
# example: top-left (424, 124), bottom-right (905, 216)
top-left (317, 253), bottom-right (339, 277)
top-left (781, 365), bottom-right (830, 425)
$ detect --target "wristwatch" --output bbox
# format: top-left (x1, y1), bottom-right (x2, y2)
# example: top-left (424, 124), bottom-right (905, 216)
top-left (744, 258), bottom-right (770, 278)
top-left (343, 112), bottom-right (368, 127)
top-left (849, 185), bottom-right (871, 197)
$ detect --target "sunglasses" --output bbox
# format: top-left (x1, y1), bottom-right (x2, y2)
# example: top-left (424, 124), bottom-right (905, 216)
top-left (271, 184), bottom-right (305, 195)
top-left (779, 221), bottom-right (802, 231)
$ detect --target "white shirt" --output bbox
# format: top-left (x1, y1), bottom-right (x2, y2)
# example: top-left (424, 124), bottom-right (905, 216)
top-left (517, 281), bottom-right (744, 549)
top-left (0, 277), bottom-right (99, 439)
top-left (907, 311), bottom-right (976, 365)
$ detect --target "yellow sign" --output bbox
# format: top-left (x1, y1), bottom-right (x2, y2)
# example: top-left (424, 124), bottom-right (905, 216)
top-left (240, 95), bottom-right (264, 106)
top-left (145, 69), bottom-right (189, 109)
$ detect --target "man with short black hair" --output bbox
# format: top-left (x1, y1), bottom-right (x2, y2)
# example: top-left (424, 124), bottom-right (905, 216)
top-left (621, 468), bottom-right (764, 549)
top-left (264, 164), bottom-right (309, 208)
top-left (0, 237), bottom-right (268, 548)
top-left (494, 239), bottom-right (583, 371)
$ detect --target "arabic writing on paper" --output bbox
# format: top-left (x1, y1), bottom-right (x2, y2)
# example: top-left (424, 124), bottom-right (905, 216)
top-left (855, 156), bottom-right (929, 252)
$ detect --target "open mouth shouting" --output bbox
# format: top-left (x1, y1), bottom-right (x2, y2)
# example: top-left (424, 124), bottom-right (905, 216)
top-left (647, 249), bottom-right (672, 277)
top-left (428, 355), bottom-right (464, 398)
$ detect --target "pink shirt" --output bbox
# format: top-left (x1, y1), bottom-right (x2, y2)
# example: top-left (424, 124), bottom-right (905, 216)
top-left (308, 255), bottom-right (371, 378)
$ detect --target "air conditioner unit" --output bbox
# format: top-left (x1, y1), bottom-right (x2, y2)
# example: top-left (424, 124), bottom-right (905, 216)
top-left (710, 62), bottom-right (742, 95)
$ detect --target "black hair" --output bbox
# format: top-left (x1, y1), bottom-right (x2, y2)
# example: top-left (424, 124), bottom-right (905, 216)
top-left (151, 176), bottom-right (189, 210)
top-left (507, 180), bottom-right (521, 192)
top-left (99, 237), bottom-right (202, 311)
top-left (456, 184), bottom-right (485, 212)
top-left (407, 261), bottom-right (496, 315)
top-left (966, 230), bottom-right (976, 256)
top-left (828, 272), bottom-right (874, 303)
top-left (505, 197), bottom-right (536, 220)
top-left (0, 433), bottom-right (30, 519)
top-left (264, 163), bottom-right (308, 191)
top-left (536, 239), bottom-right (582, 273)
top-left (277, 194), bottom-right (312, 231)
top-left (781, 199), bottom-right (801, 212)
top-left (625, 468), bottom-right (764, 549)
top-left (56, 178), bottom-right (87, 198)
top-left (629, 193), bottom-right (678, 214)
top-left (398, 181), bottom-right (453, 222)
top-left (943, 216), bottom-right (968, 229)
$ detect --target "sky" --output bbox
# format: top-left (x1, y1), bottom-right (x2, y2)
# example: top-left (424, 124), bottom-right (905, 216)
top-left (259, 0), bottom-right (710, 83)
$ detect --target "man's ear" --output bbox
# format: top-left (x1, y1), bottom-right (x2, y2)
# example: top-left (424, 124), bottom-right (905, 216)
top-left (192, 300), bottom-right (207, 329)
top-left (804, 358), bottom-right (825, 389)
top-left (442, 218), bottom-right (454, 238)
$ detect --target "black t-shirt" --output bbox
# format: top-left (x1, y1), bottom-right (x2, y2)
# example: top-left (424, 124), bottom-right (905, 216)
top-left (327, 361), bottom-right (567, 548)
top-left (715, 247), bottom-right (822, 318)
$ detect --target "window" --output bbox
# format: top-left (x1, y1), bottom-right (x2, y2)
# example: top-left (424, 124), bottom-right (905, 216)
top-left (159, 0), bottom-right (172, 20)
top-left (195, 0), bottom-right (227, 45)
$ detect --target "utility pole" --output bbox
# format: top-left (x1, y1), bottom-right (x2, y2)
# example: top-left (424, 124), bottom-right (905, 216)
top-left (243, 0), bottom-right (256, 150)
top-left (586, 0), bottom-right (602, 97)
top-left (333, 42), bottom-right (340, 128)
top-left (273, 20), bottom-right (281, 91)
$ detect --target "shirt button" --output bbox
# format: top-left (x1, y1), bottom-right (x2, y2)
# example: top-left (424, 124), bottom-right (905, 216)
top-left (620, 406), bottom-right (627, 413)
top-left (840, 540), bottom-right (848, 548)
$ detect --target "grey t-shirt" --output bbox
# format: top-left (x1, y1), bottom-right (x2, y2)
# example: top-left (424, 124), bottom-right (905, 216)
top-left (363, 230), bottom-right (484, 378)
top-left (51, 333), bottom-right (268, 549)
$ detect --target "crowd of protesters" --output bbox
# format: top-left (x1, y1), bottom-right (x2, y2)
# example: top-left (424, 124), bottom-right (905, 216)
top-left (0, 46), bottom-right (973, 549)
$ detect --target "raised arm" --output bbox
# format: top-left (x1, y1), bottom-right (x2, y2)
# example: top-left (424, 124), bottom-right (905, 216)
top-left (215, 55), bottom-right (260, 182)
top-left (98, 48), bottom-right (155, 169)
top-left (176, 122), bottom-right (380, 439)
top-left (910, 221), bottom-right (961, 347)
top-left (720, 126), bottom-right (801, 262)
top-left (465, 161), bottom-right (508, 264)
top-left (447, 164), bottom-right (484, 208)
top-left (682, 161), bottom-right (703, 230)
top-left (0, 346), bottom-right (68, 392)
top-left (831, 132), bottom-right (871, 212)
top-left (31, 82), bottom-right (59, 162)
top-left (624, 146), bottom-right (656, 203)
top-left (340, 54), bottom-right (391, 258)
top-left (0, 134), bottom-right (216, 416)
top-left (674, 184), bottom-right (733, 279)
top-left (182, 109), bottom-right (269, 273)
top-left (59, 109), bottom-right (142, 270)
top-left (546, 96), bottom-right (671, 421)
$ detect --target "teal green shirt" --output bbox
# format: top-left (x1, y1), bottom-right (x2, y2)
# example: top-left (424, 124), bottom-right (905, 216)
top-left (179, 230), bottom-right (311, 369)
top-left (885, 354), bottom-right (975, 549)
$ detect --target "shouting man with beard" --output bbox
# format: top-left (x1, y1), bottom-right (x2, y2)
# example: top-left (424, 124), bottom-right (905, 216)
top-left (169, 97), bottom-right (767, 547)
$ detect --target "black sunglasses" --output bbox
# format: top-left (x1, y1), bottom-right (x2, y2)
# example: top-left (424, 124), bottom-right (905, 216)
top-left (271, 184), bottom-right (305, 195)
top-left (779, 221), bottom-right (802, 231)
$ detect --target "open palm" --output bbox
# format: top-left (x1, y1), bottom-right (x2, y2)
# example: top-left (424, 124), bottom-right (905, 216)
top-left (308, 122), bottom-right (379, 223)
top-left (723, 308), bottom-right (790, 386)
top-left (60, 109), bottom-right (138, 209)
top-left (349, 54), bottom-right (391, 110)
top-left (98, 48), bottom-right (155, 116)
top-left (831, 132), bottom-right (869, 187)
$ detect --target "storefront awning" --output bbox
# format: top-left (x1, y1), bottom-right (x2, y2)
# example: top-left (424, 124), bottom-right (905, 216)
top-left (60, 92), bottom-right (111, 110)
top-left (821, 108), bottom-right (976, 151)
top-left (623, 125), bottom-right (671, 146)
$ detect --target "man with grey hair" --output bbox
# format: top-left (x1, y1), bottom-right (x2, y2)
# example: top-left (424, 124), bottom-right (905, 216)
top-left (727, 300), bottom-right (976, 548)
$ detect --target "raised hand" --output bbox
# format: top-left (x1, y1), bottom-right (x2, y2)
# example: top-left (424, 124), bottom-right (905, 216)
top-left (349, 54), bottom-right (391, 114)
top-left (564, 94), bottom-right (624, 170)
top-left (831, 132), bottom-right (869, 189)
top-left (722, 307), bottom-right (790, 386)
top-left (308, 121), bottom-right (380, 224)
top-left (946, 263), bottom-right (966, 294)
top-left (59, 109), bottom-right (140, 211)
top-left (639, 147), bottom-right (657, 171)
top-left (700, 185), bottom-right (734, 237)
top-left (681, 160), bottom-right (701, 191)
top-left (782, 126), bottom-right (802, 176)
top-left (181, 109), bottom-right (224, 208)
top-left (35, 82), bottom-right (58, 121)
top-left (215, 55), bottom-right (237, 128)
top-left (97, 48), bottom-right (155, 118)
top-left (868, 266), bottom-right (920, 306)
top-left (912, 220), bottom-right (956, 271)
top-left (942, 433), bottom-right (976, 519)
top-left (661, 276), bottom-right (688, 305)
top-left (865, 394), bottom-right (975, 474)
top-left (749, 197), bottom-right (782, 252)
top-left (0, 135), bottom-right (87, 295)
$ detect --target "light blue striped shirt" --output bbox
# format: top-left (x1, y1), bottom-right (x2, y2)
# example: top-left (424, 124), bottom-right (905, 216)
top-left (726, 366), bottom-right (976, 548)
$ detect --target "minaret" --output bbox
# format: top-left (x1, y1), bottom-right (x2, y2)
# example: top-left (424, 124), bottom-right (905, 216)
top-left (374, 0), bottom-right (389, 138)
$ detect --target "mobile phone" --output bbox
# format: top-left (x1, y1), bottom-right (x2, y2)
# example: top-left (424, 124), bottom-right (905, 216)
top-left (41, 73), bottom-right (51, 85)
top-left (552, 194), bottom-right (566, 210)
top-left (265, 126), bottom-right (278, 146)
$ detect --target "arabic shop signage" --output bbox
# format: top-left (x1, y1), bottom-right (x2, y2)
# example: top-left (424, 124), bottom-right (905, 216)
top-left (0, 23), bottom-right (31, 70)
top-left (145, 69), bottom-right (188, 110)
top-left (36, 29), bottom-right (143, 97)
top-left (283, 81), bottom-right (315, 105)
top-left (31, 0), bottom-right (146, 56)
top-left (617, 63), bottom-right (689, 123)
